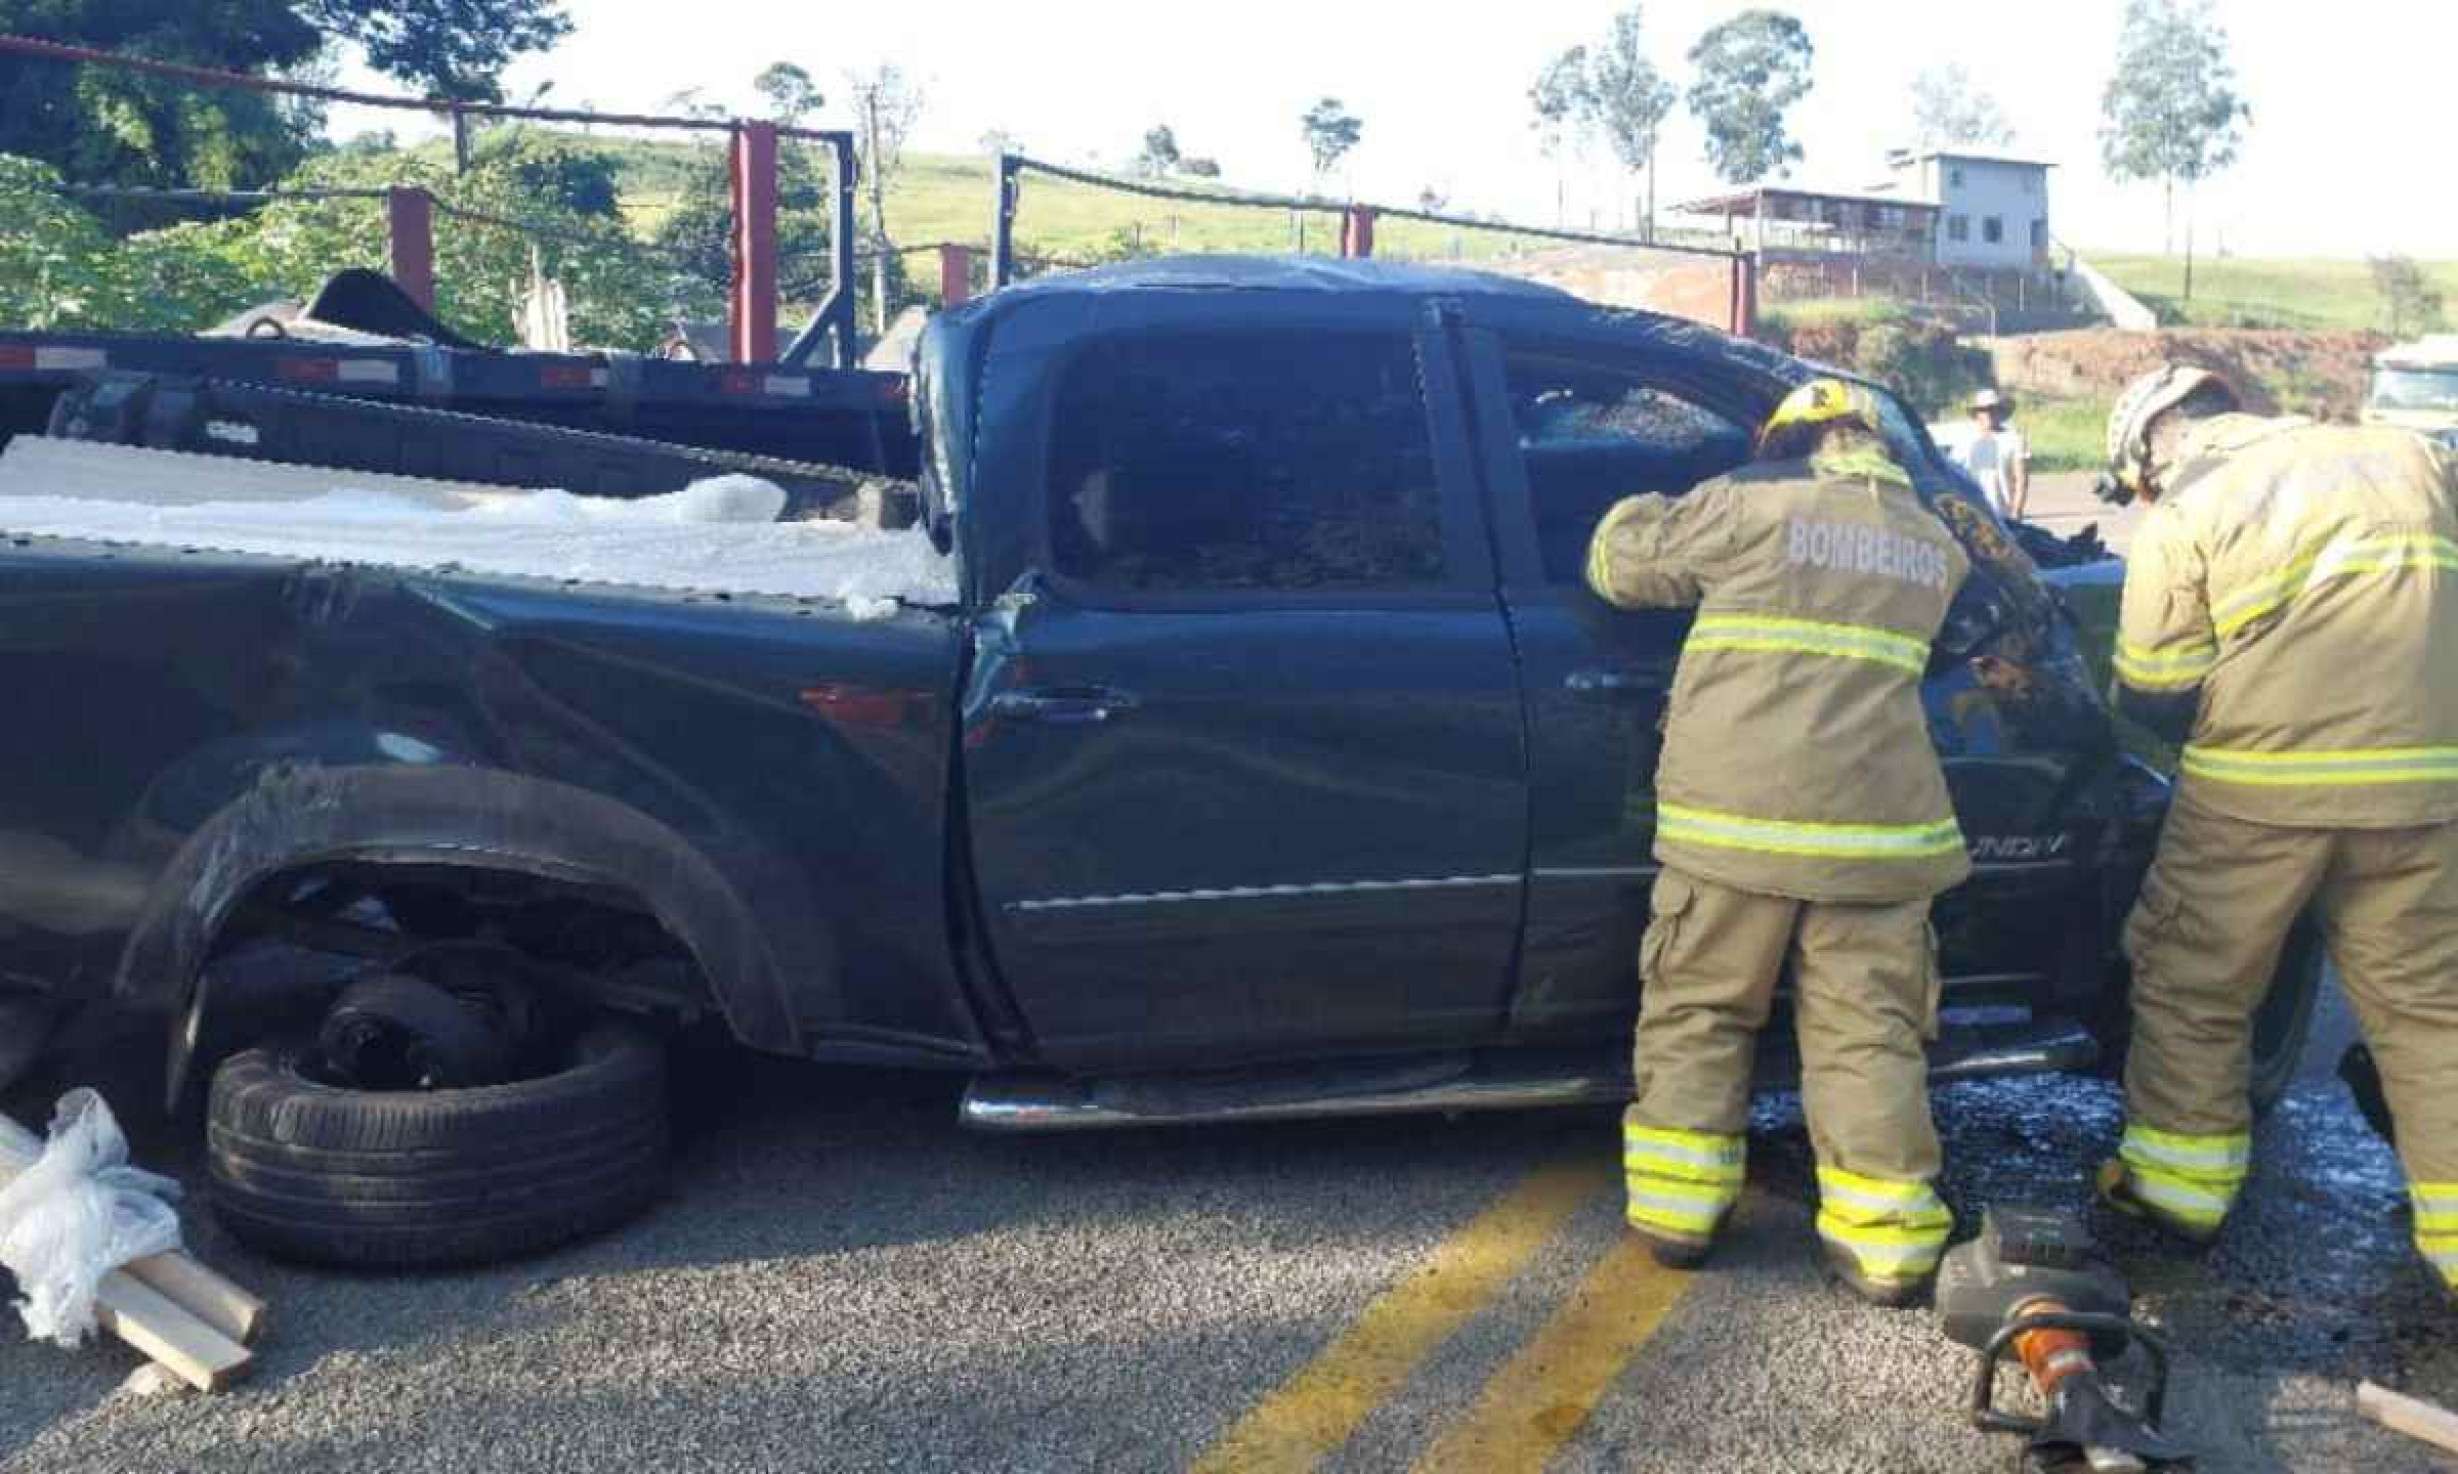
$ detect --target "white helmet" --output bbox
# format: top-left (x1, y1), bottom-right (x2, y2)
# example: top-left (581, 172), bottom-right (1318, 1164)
top-left (2102, 364), bottom-right (2235, 503)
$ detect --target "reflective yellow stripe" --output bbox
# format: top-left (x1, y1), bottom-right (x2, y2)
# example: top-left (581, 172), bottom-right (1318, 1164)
top-left (2413, 1183), bottom-right (2458, 1235)
top-left (2180, 744), bottom-right (2458, 788)
top-left (1816, 1218), bottom-right (1948, 1279)
top-left (1687, 614), bottom-right (1928, 676)
top-left (1814, 1166), bottom-right (1951, 1223)
top-left (2120, 1123), bottom-right (2251, 1175)
top-left (1621, 1175), bottom-right (1731, 1206)
top-left (2421, 1229), bottom-right (2458, 1286)
top-left (2117, 1125), bottom-right (2244, 1229)
top-left (2212, 532), bottom-right (2458, 637)
top-left (2123, 1171), bottom-right (2233, 1227)
top-left (1815, 1168), bottom-right (1950, 1280)
top-left (1817, 1219), bottom-right (1951, 1252)
top-left (1632, 1184), bottom-right (1730, 1233)
top-left (1657, 803), bottom-right (1964, 861)
top-left (2114, 637), bottom-right (2217, 690)
top-left (1585, 499), bottom-right (1640, 596)
top-left (1622, 1154), bottom-right (1744, 1189)
top-left (1620, 1125), bottom-right (1745, 1184)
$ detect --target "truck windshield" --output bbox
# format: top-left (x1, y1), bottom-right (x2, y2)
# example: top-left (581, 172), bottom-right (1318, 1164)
top-left (2372, 366), bottom-right (2458, 412)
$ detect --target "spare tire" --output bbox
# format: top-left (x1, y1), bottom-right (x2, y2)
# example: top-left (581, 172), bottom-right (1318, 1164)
top-left (207, 1021), bottom-right (668, 1268)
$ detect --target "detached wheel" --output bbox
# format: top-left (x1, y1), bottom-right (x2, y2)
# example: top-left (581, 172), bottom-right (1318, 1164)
top-left (207, 1020), bottom-right (668, 1268)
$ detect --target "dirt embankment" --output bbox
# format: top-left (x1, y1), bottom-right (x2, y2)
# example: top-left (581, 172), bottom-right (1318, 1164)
top-left (1985, 328), bottom-right (2391, 418)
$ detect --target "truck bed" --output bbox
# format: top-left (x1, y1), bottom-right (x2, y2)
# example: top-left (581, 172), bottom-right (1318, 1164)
top-left (0, 437), bottom-right (957, 612)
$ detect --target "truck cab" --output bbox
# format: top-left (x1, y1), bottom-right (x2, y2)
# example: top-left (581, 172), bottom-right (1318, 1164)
top-left (2364, 335), bottom-right (2458, 440)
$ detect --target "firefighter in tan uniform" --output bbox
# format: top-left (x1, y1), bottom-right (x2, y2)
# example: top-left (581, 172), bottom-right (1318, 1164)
top-left (1586, 379), bottom-right (1972, 1306)
top-left (2096, 365), bottom-right (2458, 1295)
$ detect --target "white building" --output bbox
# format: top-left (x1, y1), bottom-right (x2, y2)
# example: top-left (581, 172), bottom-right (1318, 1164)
top-left (1888, 150), bottom-right (2054, 272)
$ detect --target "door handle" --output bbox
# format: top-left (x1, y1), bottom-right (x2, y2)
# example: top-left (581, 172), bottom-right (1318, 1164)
top-left (988, 686), bottom-right (1140, 724)
top-left (1564, 668), bottom-right (1656, 696)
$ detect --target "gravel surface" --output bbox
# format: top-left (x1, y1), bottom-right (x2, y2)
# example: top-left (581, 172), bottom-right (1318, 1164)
top-left (3, 985), bottom-right (2450, 1473)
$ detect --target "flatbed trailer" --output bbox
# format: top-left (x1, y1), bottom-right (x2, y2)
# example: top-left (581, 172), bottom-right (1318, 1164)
top-left (0, 327), bottom-right (917, 477)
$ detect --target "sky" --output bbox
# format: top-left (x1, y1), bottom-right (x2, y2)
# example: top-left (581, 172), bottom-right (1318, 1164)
top-left (327, 0), bottom-right (2455, 259)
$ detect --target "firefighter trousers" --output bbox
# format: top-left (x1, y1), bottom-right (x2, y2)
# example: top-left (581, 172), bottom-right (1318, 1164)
top-left (2117, 791), bottom-right (2458, 1287)
top-left (1622, 867), bottom-right (1951, 1289)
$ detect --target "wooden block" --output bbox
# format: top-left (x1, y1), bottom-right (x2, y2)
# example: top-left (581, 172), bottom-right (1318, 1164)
top-left (3, 1108), bottom-right (266, 1374)
top-left (92, 1272), bottom-right (251, 1393)
top-left (2358, 1380), bottom-right (2458, 1457)
top-left (124, 1252), bottom-right (267, 1347)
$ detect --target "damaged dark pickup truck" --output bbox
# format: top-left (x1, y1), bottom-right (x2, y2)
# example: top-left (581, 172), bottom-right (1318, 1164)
top-left (0, 258), bottom-right (2322, 1267)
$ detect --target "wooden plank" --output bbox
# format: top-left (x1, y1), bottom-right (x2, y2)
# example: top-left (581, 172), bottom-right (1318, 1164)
top-left (92, 1273), bottom-right (251, 1392)
top-left (124, 1253), bottom-right (267, 1347)
top-left (2359, 1380), bottom-right (2458, 1457)
top-left (2, 1109), bottom-right (264, 1374)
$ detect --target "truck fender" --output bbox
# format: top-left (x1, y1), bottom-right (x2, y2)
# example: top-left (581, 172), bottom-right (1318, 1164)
top-left (118, 762), bottom-right (837, 1100)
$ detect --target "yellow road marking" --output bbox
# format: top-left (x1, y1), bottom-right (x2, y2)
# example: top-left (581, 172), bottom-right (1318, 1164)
top-left (1187, 1159), bottom-right (1607, 1474)
top-left (1409, 1231), bottom-right (1696, 1474)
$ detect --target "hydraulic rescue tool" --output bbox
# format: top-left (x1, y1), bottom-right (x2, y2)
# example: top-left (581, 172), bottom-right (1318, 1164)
top-left (1935, 1206), bottom-right (2192, 1472)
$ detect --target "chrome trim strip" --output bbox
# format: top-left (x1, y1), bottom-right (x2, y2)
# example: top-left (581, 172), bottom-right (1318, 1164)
top-left (1009, 873), bottom-right (1521, 914)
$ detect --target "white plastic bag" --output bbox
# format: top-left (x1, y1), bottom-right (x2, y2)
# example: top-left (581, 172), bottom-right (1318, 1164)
top-left (0, 1089), bottom-right (183, 1347)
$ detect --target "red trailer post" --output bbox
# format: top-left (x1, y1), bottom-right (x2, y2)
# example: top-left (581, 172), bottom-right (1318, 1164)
top-left (386, 187), bottom-right (435, 311)
top-left (731, 122), bottom-right (780, 364)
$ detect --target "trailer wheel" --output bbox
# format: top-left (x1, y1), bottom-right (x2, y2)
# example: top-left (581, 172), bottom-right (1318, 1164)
top-left (207, 1020), bottom-right (668, 1268)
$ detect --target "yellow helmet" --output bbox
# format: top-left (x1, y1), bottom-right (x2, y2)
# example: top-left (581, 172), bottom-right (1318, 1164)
top-left (2102, 364), bottom-right (2237, 502)
top-left (1757, 377), bottom-right (1888, 461)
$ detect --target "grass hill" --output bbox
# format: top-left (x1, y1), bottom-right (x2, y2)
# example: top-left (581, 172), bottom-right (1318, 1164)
top-left (2090, 253), bottom-right (2458, 333)
top-left (591, 140), bottom-right (1533, 268)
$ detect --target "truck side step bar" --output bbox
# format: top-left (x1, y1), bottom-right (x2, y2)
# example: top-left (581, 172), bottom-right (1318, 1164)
top-left (960, 1016), bottom-right (2100, 1133)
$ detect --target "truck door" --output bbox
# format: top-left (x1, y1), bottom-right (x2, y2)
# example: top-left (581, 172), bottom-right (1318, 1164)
top-left (1452, 320), bottom-right (1763, 1042)
top-left (960, 310), bottom-right (1528, 1069)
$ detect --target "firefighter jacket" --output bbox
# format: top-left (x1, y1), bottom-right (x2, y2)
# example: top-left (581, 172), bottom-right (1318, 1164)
top-left (1586, 446), bottom-right (1972, 903)
top-left (2114, 415), bottom-right (2458, 828)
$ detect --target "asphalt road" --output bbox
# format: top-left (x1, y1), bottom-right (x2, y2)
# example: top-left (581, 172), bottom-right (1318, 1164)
top-left (2, 980), bottom-right (2450, 1474)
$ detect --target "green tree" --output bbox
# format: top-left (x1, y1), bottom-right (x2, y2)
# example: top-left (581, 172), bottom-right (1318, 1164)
top-left (1299, 97), bottom-right (1363, 189)
top-left (307, 0), bottom-right (569, 101)
top-left (468, 130), bottom-right (620, 217)
top-left (2100, 0), bottom-right (2249, 298)
top-left (846, 63), bottom-right (923, 334)
top-left (0, 0), bottom-right (570, 189)
top-left (1528, 46), bottom-right (1590, 224)
top-left (0, 147), bottom-right (703, 348)
top-left (1134, 124), bottom-right (1182, 177)
top-left (1586, 8), bottom-right (1678, 240)
top-left (1911, 64), bottom-right (2015, 148)
top-left (2373, 256), bottom-right (2445, 337)
top-left (1685, 9), bottom-right (1814, 185)
top-left (753, 62), bottom-right (823, 126)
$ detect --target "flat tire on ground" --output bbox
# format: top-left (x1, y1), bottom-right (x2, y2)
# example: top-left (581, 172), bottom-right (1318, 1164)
top-left (206, 1021), bottom-right (668, 1268)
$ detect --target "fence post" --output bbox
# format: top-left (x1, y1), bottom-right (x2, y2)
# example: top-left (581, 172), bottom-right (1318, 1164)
top-left (990, 153), bottom-right (1020, 289)
top-left (1340, 204), bottom-right (1377, 259)
top-left (1729, 255), bottom-right (1758, 339)
top-left (940, 244), bottom-right (975, 306)
top-left (385, 186), bottom-right (435, 310)
top-left (730, 120), bottom-right (779, 364)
